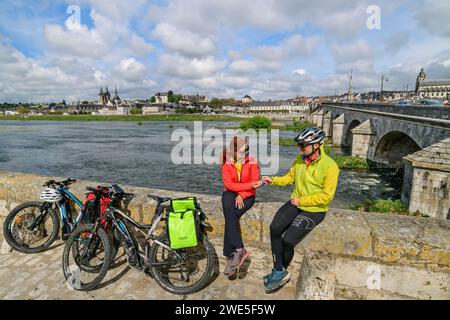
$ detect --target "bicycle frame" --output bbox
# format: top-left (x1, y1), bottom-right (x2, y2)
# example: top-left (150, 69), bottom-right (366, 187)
top-left (105, 205), bottom-right (186, 266)
top-left (57, 187), bottom-right (84, 224)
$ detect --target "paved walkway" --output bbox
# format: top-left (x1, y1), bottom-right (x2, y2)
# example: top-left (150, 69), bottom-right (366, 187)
top-left (0, 240), bottom-right (296, 300)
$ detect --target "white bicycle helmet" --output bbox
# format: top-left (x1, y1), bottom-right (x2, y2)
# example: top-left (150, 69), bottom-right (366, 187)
top-left (39, 188), bottom-right (62, 203)
top-left (294, 127), bottom-right (325, 145)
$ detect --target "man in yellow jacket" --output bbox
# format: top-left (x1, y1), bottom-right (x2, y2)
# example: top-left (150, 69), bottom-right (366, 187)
top-left (262, 127), bottom-right (339, 293)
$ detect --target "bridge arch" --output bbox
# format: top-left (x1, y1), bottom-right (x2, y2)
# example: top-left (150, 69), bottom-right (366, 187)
top-left (373, 131), bottom-right (421, 166)
top-left (345, 119), bottom-right (362, 153)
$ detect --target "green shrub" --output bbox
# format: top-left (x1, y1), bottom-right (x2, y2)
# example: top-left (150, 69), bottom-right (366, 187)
top-left (240, 116), bottom-right (272, 131)
top-left (332, 155), bottom-right (370, 169)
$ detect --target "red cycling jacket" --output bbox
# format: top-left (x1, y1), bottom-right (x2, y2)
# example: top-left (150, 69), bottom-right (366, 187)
top-left (221, 155), bottom-right (260, 199)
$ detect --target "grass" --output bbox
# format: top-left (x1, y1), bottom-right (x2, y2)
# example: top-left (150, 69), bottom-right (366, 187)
top-left (350, 199), bottom-right (428, 217)
top-left (0, 114), bottom-right (243, 122)
top-left (274, 138), bottom-right (297, 146)
top-left (281, 119), bottom-right (315, 131)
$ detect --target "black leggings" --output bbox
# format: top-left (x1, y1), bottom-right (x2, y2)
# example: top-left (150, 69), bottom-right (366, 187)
top-left (270, 201), bottom-right (325, 270)
top-left (222, 191), bottom-right (255, 257)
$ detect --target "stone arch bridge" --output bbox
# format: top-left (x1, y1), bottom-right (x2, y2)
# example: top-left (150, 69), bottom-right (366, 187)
top-left (311, 103), bottom-right (450, 220)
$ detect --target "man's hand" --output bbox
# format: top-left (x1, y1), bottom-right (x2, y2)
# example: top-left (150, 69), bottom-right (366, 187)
top-left (262, 176), bottom-right (272, 185)
top-left (291, 197), bottom-right (300, 207)
top-left (235, 195), bottom-right (244, 209)
top-left (251, 180), bottom-right (263, 189)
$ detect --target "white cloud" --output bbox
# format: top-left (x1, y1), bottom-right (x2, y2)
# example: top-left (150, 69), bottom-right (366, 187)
top-left (159, 54), bottom-right (227, 79)
top-left (1, 0), bottom-right (450, 102)
top-left (114, 58), bottom-right (147, 81)
top-left (414, 0), bottom-right (450, 37)
top-left (293, 68), bottom-right (307, 76)
top-left (253, 34), bottom-right (320, 61)
top-left (152, 23), bottom-right (216, 57)
top-left (43, 23), bottom-right (107, 58)
top-left (130, 34), bottom-right (154, 56)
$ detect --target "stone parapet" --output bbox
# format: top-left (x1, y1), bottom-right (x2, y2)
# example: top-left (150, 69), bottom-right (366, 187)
top-left (0, 171), bottom-right (449, 299)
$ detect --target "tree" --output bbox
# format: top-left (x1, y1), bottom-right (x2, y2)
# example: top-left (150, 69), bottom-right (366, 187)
top-left (16, 105), bottom-right (30, 114)
top-left (168, 92), bottom-right (182, 104)
top-left (130, 108), bottom-right (142, 115)
top-left (150, 96), bottom-right (156, 103)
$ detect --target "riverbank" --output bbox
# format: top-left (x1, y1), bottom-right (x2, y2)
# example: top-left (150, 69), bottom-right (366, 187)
top-left (0, 114), bottom-right (243, 121)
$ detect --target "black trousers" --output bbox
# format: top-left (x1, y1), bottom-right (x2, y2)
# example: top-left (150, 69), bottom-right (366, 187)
top-left (270, 201), bottom-right (325, 270)
top-left (222, 191), bottom-right (255, 257)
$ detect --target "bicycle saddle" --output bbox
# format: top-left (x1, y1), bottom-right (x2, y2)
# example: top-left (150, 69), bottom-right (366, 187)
top-left (147, 194), bottom-right (171, 204)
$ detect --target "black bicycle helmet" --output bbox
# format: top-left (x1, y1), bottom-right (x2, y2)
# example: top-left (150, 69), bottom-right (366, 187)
top-left (294, 127), bottom-right (325, 145)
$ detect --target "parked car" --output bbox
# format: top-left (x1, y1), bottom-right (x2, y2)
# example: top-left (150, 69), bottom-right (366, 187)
top-left (397, 100), bottom-right (411, 106)
top-left (418, 99), bottom-right (443, 106)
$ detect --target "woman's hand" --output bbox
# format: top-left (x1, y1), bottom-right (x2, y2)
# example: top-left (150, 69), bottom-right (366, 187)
top-left (291, 197), bottom-right (300, 207)
top-left (235, 195), bottom-right (244, 209)
top-left (251, 180), bottom-right (263, 189)
top-left (262, 176), bottom-right (272, 185)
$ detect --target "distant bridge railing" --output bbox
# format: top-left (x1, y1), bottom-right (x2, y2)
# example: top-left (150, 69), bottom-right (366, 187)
top-left (321, 104), bottom-right (450, 129)
top-left (319, 102), bottom-right (450, 120)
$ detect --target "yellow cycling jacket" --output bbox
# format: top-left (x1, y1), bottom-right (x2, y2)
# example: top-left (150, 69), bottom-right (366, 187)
top-left (271, 144), bottom-right (339, 212)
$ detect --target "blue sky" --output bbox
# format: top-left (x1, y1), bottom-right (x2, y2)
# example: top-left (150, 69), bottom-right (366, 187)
top-left (0, 0), bottom-right (449, 102)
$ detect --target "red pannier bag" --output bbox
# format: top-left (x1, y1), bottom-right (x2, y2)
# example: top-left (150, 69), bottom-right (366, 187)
top-left (81, 187), bottom-right (111, 224)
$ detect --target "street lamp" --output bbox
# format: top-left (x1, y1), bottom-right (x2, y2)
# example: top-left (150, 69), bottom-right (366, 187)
top-left (380, 75), bottom-right (389, 102)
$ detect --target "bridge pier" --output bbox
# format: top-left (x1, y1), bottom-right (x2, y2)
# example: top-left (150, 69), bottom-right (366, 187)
top-left (311, 111), bottom-right (317, 126)
top-left (332, 114), bottom-right (345, 147)
top-left (402, 138), bottom-right (450, 219)
top-left (322, 111), bottom-right (333, 138)
top-left (351, 120), bottom-right (376, 159)
top-left (315, 109), bottom-right (324, 128)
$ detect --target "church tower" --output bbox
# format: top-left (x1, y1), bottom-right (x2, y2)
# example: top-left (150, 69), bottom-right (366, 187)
top-left (98, 87), bottom-right (105, 105)
top-left (105, 86), bottom-right (111, 103)
top-left (415, 68), bottom-right (426, 94)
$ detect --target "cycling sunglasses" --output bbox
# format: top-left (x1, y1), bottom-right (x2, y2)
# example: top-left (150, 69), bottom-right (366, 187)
top-left (297, 142), bottom-right (313, 149)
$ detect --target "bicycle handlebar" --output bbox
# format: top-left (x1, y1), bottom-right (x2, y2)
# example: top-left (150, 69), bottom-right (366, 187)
top-left (43, 178), bottom-right (76, 188)
top-left (85, 185), bottom-right (135, 200)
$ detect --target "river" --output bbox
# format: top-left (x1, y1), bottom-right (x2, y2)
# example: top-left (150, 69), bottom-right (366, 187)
top-left (0, 120), bottom-right (402, 209)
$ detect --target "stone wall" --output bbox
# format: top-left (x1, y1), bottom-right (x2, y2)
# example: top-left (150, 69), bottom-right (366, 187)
top-left (0, 171), bottom-right (449, 300)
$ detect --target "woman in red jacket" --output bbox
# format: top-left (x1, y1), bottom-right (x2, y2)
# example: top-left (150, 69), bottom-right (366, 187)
top-left (221, 136), bottom-right (262, 277)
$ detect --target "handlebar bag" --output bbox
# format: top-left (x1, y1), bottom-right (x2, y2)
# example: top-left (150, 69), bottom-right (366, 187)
top-left (167, 197), bottom-right (200, 249)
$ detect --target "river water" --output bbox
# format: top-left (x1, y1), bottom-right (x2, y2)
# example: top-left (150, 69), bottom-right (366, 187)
top-left (0, 120), bottom-right (402, 208)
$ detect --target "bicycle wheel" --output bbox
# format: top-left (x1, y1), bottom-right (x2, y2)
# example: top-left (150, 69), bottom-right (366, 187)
top-left (148, 232), bottom-right (215, 295)
top-left (3, 202), bottom-right (59, 253)
top-left (62, 225), bottom-right (111, 291)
